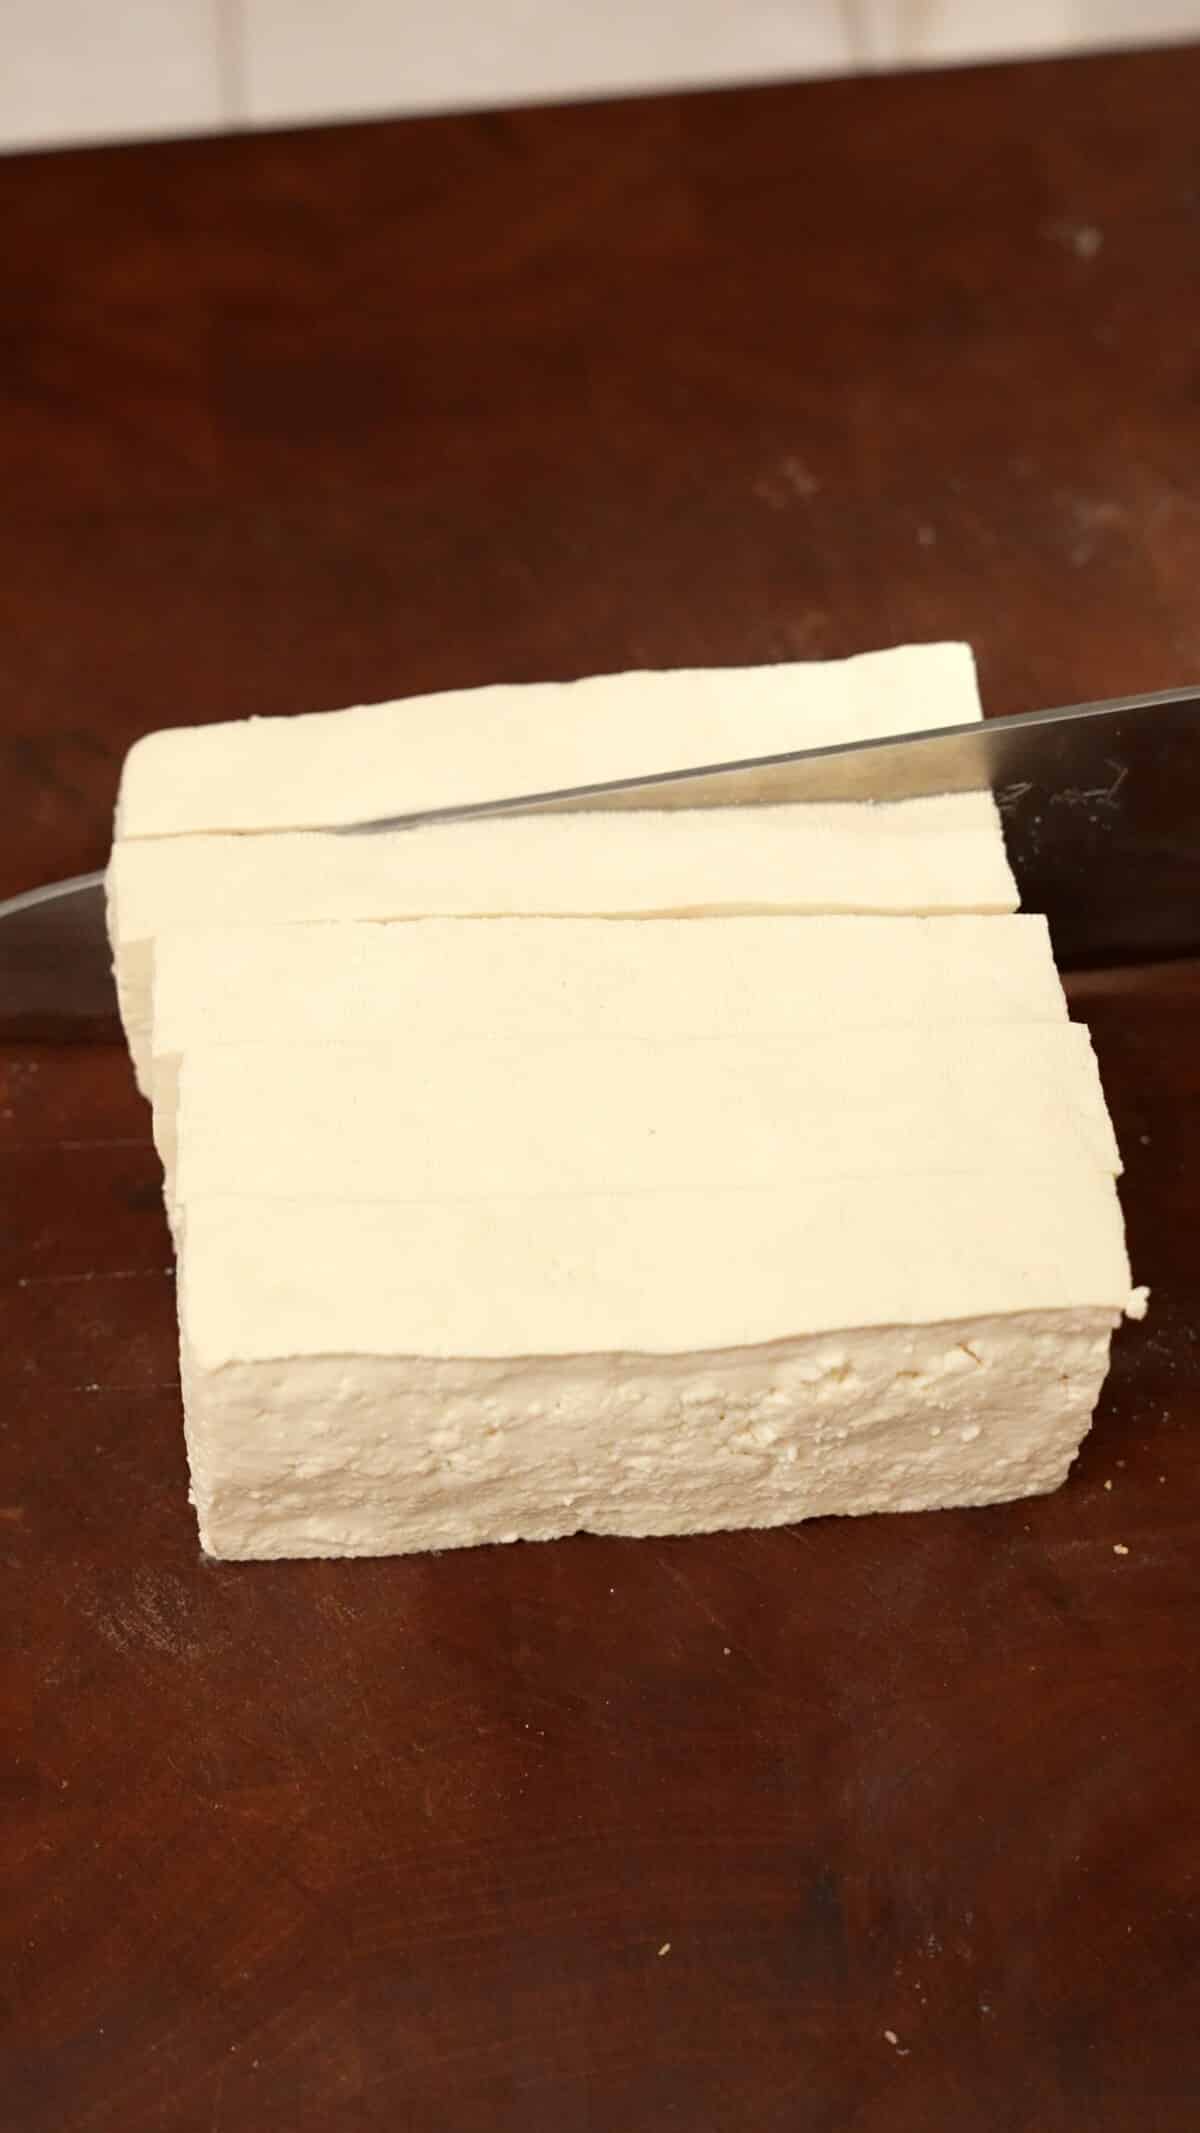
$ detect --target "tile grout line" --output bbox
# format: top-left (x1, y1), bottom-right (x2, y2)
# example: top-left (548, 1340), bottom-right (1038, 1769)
top-left (838, 0), bottom-right (872, 69)
top-left (839, 0), bottom-right (907, 72)
top-left (213, 0), bottom-right (248, 129)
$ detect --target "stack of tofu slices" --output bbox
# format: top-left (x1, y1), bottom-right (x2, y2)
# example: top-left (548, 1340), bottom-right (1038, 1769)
top-left (107, 642), bottom-right (1144, 1560)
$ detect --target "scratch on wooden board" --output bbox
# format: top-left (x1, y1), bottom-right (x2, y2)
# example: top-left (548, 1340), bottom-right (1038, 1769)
top-left (1, 1130), bottom-right (146, 1151)
top-left (653, 1549), bottom-right (736, 1649)
top-left (753, 453), bottom-right (820, 510)
top-left (72, 1383), bottom-right (179, 1394)
top-left (16, 1266), bottom-right (173, 1287)
top-left (47, 1136), bottom-right (147, 1151)
top-left (82, 1567), bottom-right (212, 1664)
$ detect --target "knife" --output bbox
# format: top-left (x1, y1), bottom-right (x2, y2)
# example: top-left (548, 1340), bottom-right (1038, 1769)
top-left (3, 685), bottom-right (1198, 1039)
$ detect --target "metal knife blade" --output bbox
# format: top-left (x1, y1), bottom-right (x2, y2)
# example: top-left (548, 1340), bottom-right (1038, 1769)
top-left (3, 685), bottom-right (1197, 1037)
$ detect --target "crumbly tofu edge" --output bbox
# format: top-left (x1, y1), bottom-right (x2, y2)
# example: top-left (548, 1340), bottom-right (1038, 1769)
top-left (181, 1307), bottom-right (1122, 1560)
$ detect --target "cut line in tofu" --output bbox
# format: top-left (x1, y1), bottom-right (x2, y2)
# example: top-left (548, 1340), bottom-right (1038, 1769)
top-left (177, 1170), bottom-right (1139, 1560)
top-left (110, 797), bottom-right (1017, 1089)
top-left (115, 642), bottom-right (983, 840)
top-left (150, 913), bottom-right (1066, 1183)
top-left (171, 1023), bottom-right (1119, 1215)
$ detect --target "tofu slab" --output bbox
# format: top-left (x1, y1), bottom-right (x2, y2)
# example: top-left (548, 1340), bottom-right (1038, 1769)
top-left (177, 1173), bottom-right (1140, 1560)
top-left (115, 642), bottom-right (982, 839)
top-left (111, 797), bottom-right (1018, 1089)
top-left (171, 1024), bottom-right (1119, 1214)
top-left (108, 643), bottom-right (1143, 1564)
top-left (151, 913), bottom-right (1067, 1185)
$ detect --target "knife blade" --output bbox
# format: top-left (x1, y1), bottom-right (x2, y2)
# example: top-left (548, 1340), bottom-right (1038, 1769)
top-left (3, 685), bottom-right (1198, 1038)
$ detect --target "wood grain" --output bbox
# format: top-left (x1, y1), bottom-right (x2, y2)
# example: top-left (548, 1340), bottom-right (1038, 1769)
top-left (3, 43), bottom-right (1200, 2132)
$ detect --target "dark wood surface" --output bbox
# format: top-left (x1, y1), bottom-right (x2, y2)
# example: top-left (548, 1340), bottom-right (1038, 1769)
top-left (4, 44), bottom-right (1200, 2132)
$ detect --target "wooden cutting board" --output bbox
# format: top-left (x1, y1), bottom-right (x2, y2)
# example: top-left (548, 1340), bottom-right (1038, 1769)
top-left (4, 44), bottom-right (1200, 2132)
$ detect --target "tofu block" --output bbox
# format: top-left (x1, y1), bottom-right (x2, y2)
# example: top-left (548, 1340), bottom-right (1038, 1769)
top-left (172, 1024), bottom-right (1120, 1214)
top-left (110, 797), bottom-right (1018, 1089)
top-left (151, 913), bottom-right (1067, 1186)
top-left (115, 642), bottom-right (982, 839)
top-left (177, 1173), bottom-right (1142, 1560)
top-left (110, 642), bottom-right (1142, 1566)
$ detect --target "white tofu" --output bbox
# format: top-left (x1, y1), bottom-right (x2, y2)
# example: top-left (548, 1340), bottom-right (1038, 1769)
top-left (172, 1013), bottom-right (1140, 1561)
top-left (109, 643), bottom-right (1140, 1566)
top-left (115, 642), bottom-right (982, 839)
top-left (151, 913), bottom-right (1067, 1187)
top-left (177, 1173), bottom-right (1143, 1560)
top-left (110, 797), bottom-right (1017, 1089)
top-left (171, 1024), bottom-right (1119, 1214)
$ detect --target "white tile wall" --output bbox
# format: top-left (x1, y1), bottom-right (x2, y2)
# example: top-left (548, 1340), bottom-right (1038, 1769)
top-left (0, 0), bottom-right (1197, 154)
top-left (891, 0), bottom-right (1087, 63)
top-left (241, 0), bottom-right (852, 126)
top-left (0, 0), bottom-right (227, 153)
top-left (870, 0), bottom-right (1199, 65)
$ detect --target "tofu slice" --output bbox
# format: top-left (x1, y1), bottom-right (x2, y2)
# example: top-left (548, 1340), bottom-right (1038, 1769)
top-left (115, 642), bottom-right (982, 839)
top-left (110, 797), bottom-right (1017, 1089)
top-left (177, 1171), bottom-right (1142, 1560)
top-left (171, 1024), bottom-right (1119, 1215)
top-left (151, 913), bottom-right (1067, 1187)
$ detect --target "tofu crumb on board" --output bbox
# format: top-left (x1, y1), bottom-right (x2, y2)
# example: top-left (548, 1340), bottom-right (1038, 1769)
top-left (104, 643), bottom-right (1144, 1561)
